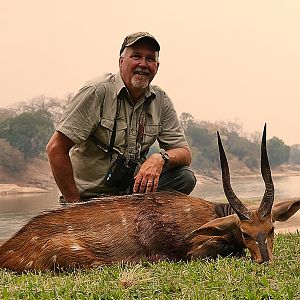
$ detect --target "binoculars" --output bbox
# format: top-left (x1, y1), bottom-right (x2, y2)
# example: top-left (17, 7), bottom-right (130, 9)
top-left (104, 154), bottom-right (138, 192)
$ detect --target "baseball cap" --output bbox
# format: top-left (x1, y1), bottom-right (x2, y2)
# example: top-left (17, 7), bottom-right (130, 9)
top-left (120, 32), bottom-right (160, 55)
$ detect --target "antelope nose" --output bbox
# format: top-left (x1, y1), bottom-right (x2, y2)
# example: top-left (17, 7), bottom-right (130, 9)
top-left (254, 258), bottom-right (264, 264)
top-left (254, 258), bottom-right (270, 264)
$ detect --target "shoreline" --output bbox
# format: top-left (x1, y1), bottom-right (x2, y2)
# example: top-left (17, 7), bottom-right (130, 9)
top-left (195, 168), bottom-right (300, 184)
top-left (0, 184), bottom-right (49, 195)
top-left (274, 214), bottom-right (300, 234)
top-left (0, 180), bottom-right (299, 234)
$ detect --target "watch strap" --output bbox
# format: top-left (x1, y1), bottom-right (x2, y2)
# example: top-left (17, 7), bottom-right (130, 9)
top-left (159, 151), bottom-right (170, 166)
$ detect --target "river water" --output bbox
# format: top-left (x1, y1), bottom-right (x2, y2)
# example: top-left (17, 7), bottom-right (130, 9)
top-left (0, 174), bottom-right (300, 242)
top-left (191, 174), bottom-right (300, 202)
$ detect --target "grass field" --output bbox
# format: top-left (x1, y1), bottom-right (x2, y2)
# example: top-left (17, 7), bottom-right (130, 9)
top-left (0, 233), bottom-right (299, 299)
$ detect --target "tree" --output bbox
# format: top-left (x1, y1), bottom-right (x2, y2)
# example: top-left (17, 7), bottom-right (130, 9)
top-left (215, 120), bottom-right (243, 135)
top-left (0, 108), bottom-right (16, 123)
top-left (0, 111), bottom-right (55, 160)
top-left (185, 121), bottom-right (219, 170)
top-left (226, 131), bottom-right (259, 169)
top-left (0, 139), bottom-right (25, 172)
top-left (180, 112), bottom-right (195, 130)
top-left (10, 93), bottom-right (73, 125)
top-left (267, 137), bottom-right (290, 167)
top-left (289, 144), bottom-right (300, 165)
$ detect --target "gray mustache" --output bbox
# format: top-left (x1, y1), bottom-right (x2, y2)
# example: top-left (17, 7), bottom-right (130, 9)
top-left (134, 67), bottom-right (150, 75)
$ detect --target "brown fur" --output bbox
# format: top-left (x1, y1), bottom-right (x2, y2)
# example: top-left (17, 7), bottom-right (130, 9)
top-left (0, 192), bottom-right (217, 272)
top-left (0, 191), bottom-right (299, 272)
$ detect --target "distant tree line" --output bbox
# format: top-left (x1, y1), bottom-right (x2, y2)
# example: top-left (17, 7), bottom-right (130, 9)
top-left (0, 96), bottom-right (299, 175)
top-left (0, 95), bottom-right (72, 173)
top-left (179, 112), bottom-right (293, 173)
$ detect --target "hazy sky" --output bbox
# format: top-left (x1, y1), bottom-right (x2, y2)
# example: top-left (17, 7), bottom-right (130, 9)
top-left (1, 1), bottom-right (300, 145)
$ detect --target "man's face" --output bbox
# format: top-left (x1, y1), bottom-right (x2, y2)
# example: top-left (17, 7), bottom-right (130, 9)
top-left (119, 39), bottom-right (159, 92)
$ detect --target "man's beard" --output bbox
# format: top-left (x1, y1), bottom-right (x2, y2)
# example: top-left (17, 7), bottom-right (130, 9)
top-left (131, 67), bottom-right (150, 89)
top-left (131, 76), bottom-right (149, 89)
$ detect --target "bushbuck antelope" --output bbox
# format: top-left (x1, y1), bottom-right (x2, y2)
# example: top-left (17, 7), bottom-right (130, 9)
top-left (0, 125), bottom-right (299, 272)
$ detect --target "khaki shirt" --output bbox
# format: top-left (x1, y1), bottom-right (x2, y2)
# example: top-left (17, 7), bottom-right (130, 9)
top-left (57, 72), bottom-right (188, 197)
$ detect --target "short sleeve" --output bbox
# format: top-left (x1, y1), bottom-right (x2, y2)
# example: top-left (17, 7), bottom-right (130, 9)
top-left (56, 86), bottom-right (104, 144)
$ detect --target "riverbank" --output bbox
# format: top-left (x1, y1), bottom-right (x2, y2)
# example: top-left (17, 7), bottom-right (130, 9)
top-left (0, 163), bottom-right (299, 234)
top-left (195, 163), bottom-right (300, 183)
top-left (0, 184), bottom-right (49, 195)
top-left (0, 158), bottom-right (56, 192)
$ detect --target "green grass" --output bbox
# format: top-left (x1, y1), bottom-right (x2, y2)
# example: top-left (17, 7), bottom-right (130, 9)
top-left (0, 233), bottom-right (299, 300)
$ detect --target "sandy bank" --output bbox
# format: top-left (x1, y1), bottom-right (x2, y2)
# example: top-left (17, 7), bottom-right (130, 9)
top-left (0, 184), bottom-right (48, 195)
top-left (275, 212), bottom-right (300, 234)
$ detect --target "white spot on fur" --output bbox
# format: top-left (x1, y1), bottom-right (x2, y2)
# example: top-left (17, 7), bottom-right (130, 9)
top-left (68, 226), bottom-right (74, 231)
top-left (31, 236), bottom-right (39, 242)
top-left (184, 204), bottom-right (191, 212)
top-left (122, 217), bottom-right (127, 226)
top-left (26, 261), bottom-right (33, 268)
top-left (120, 212), bottom-right (127, 227)
top-left (71, 244), bottom-right (84, 251)
top-left (7, 250), bottom-right (14, 254)
top-left (197, 244), bottom-right (204, 250)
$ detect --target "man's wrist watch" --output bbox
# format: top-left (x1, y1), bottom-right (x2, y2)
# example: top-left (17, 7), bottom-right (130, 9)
top-left (159, 151), bottom-right (170, 166)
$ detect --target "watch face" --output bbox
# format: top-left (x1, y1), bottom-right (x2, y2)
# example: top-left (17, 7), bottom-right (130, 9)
top-left (164, 153), bottom-right (170, 162)
top-left (160, 151), bottom-right (169, 165)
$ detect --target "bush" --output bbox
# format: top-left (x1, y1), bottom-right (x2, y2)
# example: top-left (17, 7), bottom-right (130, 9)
top-left (289, 144), bottom-right (300, 165)
top-left (0, 139), bottom-right (25, 172)
top-left (0, 111), bottom-right (55, 160)
top-left (267, 137), bottom-right (290, 167)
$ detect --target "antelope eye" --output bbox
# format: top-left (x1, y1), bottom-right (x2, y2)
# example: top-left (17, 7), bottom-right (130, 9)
top-left (242, 232), bottom-right (251, 240)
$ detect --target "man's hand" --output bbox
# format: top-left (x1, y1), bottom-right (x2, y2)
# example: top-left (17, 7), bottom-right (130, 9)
top-left (133, 153), bottom-right (164, 193)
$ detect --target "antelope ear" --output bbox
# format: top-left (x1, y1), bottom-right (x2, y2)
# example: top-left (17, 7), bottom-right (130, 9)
top-left (272, 199), bottom-right (300, 222)
top-left (186, 214), bottom-right (239, 239)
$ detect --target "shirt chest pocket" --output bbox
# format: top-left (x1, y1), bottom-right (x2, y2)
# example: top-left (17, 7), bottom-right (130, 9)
top-left (95, 118), bottom-right (128, 152)
top-left (142, 124), bottom-right (161, 150)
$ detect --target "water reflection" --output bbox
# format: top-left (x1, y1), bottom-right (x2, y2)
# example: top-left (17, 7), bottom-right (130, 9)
top-left (191, 175), bottom-right (300, 203)
top-left (0, 175), bottom-right (300, 242)
top-left (0, 191), bottom-right (60, 242)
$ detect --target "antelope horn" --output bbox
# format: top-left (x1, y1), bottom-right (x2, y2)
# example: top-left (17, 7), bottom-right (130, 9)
top-left (258, 124), bottom-right (274, 218)
top-left (217, 131), bottom-right (251, 220)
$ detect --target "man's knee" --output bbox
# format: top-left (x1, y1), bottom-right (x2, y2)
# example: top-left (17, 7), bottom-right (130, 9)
top-left (176, 167), bottom-right (197, 194)
top-left (158, 166), bottom-right (197, 195)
